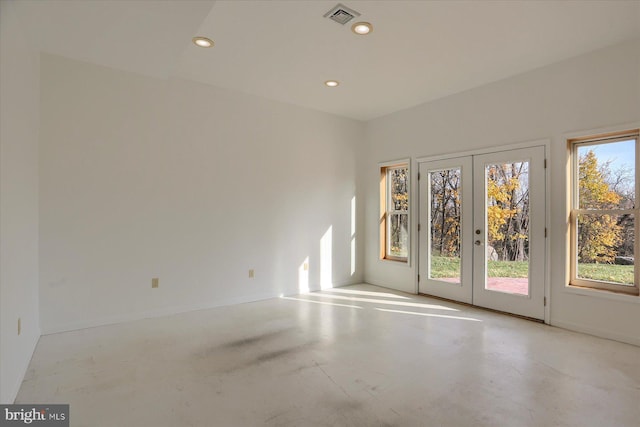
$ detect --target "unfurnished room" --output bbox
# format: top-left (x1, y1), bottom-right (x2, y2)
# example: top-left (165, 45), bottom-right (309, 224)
top-left (1, 1), bottom-right (640, 426)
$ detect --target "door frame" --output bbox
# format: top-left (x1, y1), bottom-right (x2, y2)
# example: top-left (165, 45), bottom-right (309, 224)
top-left (415, 139), bottom-right (551, 324)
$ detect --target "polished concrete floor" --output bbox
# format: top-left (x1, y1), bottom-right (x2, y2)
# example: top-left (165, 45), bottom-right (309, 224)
top-left (17, 284), bottom-right (640, 426)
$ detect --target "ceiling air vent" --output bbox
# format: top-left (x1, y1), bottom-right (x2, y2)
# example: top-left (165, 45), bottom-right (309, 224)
top-left (324, 3), bottom-right (361, 25)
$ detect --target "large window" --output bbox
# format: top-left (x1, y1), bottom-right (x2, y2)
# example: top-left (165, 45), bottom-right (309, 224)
top-left (570, 130), bottom-right (639, 295)
top-left (380, 161), bottom-right (409, 262)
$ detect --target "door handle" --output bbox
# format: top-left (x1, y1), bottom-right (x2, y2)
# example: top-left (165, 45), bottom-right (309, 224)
top-left (475, 240), bottom-right (482, 246)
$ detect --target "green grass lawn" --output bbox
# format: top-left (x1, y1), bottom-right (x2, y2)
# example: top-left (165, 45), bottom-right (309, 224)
top-left (430, 256), bottom-right (633, 284)
top-left (577, 263), bottom-right (633, 285)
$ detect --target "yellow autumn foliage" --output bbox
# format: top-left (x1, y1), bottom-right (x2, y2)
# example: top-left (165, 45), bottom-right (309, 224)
top-left (486, 167), bottom-right (522, 245)
top-left (577, 151), bottom-right (622, 263)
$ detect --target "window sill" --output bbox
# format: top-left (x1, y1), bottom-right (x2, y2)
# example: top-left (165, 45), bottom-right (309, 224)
top-left (564, 284), bottom-right (640, 303)
top-left (379, 258), bottom-right (411, 268)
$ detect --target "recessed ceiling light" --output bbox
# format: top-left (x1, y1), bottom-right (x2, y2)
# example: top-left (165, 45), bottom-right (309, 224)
top-left (192, 37), bottom-right (214, 48)
top-left (351, 22), bottom-right (372, 35)
top-left (325, 80), bottom-right (340, 87)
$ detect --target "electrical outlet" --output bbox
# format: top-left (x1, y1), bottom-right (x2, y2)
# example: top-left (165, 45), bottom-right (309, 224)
top-left (303, 263), bottom-right (309, 271)
top-left (18, 318), bottom-right (21, 335)
top-left (248, 269), bottom-right (254, 278)
top-left (152, 278), bottom-right (159, 288)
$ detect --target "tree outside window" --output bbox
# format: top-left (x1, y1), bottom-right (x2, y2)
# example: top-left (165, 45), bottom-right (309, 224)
top-left (380, 162), bottom-right (409, 262)
top-left (571, 132), bottom-right (639, 295)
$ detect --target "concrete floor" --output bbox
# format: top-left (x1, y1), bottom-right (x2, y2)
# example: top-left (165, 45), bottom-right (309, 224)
top-left (17, 284), bottom-right (640, 426)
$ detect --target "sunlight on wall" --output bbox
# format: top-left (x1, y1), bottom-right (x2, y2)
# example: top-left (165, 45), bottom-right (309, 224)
top-left (298, 257), bottom-right (310, 294)
top-left (321, 226), bottom-right (333, 289)
top-left (351, 196), bottom-right (356, 236)
top-left (351, 196), bottom-right (356, 276)
top-left (351, 239), bottom-right (356, 276)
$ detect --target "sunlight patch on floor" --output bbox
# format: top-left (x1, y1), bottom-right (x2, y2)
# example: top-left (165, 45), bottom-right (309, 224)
top-left (324, 288), bottom-right (411, 300)
top-left (311, 293), bottom-right (459, 311)
top-left (376, 308), bottom-right (482, 322)
top-left (281, 296), bottom-right (363, 309)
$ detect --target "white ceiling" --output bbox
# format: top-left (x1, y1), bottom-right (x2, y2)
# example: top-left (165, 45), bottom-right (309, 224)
top-left (12, 0), bottom-right (216, 79)
top-left (13, 0), bottom-right (640, 121)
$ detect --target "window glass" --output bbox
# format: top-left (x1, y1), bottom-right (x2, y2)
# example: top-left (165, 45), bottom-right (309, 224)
top-left (380, 163), bottom-right (409, 262)
top-left (571, 135), bottom-right (638, 295)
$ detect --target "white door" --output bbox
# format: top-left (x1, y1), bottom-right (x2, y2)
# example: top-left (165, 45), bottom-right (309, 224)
top-left (418, 157), bottom-right (473, 303)
top-left (472, 147), bottom-right (545, 319)
top-left (419, 146), bottom-right (546, 320)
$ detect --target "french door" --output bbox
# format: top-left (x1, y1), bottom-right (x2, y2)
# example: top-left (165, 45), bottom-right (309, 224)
top-left (418, 146), bottom-right (546, 320)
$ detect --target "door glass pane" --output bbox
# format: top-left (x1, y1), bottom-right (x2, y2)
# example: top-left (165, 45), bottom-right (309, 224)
top-left (429, 169), bottom-right (461, 283)
top-left (577, 213), bottom-right (634, 286)
top-left (389, 213), bottom-right (408, 258)
top-left (485, 161), bottom-right (530, 295)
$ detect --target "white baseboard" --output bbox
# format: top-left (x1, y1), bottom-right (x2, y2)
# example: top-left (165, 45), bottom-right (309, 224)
top-left (41, 291), bottom-right (280, 335)
top-left (550, 319), bottom-right (640, 347)
top-left (362, 278), bottom-right (416, 295)
top-left (42, 280), bottom-right (363, 335)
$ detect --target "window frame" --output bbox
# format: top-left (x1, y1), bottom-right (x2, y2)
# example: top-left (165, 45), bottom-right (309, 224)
top-left (569, 130), bottom-right (640, 296)
top-left (379, 160), bottom-right (410, 263)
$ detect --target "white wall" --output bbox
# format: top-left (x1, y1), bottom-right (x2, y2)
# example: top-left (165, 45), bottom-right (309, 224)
top-left (39, 54), bottom-right (364, 333)
top-left (363, 39), bottom-right (640, 345)
top-left (0, 0), bottom-right (41, 403)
